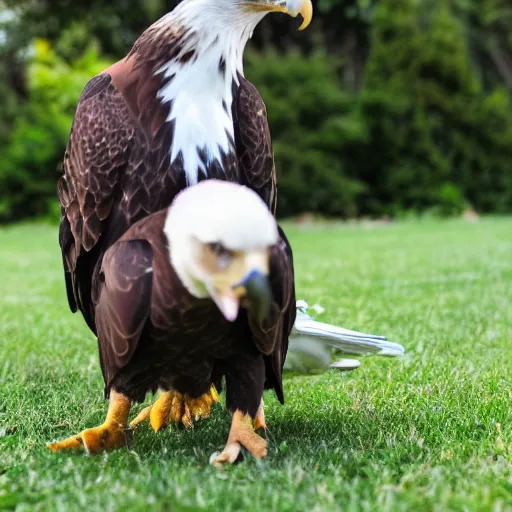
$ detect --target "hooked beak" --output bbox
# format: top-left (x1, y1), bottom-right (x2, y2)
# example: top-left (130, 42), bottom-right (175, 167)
top-left (234, 270), bottom-right (273, 324)
top-left (245, 0), bottom-right (313, 31)
top-left (206, 252), bottom-right (273, 324)
top-left (287, 0), bottom-right (313, 30)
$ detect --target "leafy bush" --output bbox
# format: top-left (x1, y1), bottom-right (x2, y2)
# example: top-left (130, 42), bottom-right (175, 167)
top-left (0, 39), bottom-right (113, 221)
top-left (353, 0), bottom-right (512, 216)
top-left (247, 2), bottom-right (512, 219)
top-left (245, 47), bottom-right (368, 218)
top-left (1, 0), bottom-right (512, 223)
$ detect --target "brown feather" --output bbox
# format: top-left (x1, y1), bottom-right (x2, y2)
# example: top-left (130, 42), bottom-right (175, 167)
top-left (95, 209), bottom-right (293, 415)
top-left (233, 75), bottom-right (278, 215)
top-left (57, 13), bottom-right (294, 413)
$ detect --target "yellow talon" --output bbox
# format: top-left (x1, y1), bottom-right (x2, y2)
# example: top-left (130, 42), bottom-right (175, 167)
top-left (129, 404), bottom-right (152, 429)
top-left (170, 393), bottom-right (185, 424)
top-left (210, 385), bottom-right (220, 403)
top-left (254, 400), bottom-right (266, 431)
top-left (130, 385), bottom-right (220, 431)
top-left (181, 403), bottom-right (193, 429)
top-left (211, 409), bottom-right (268, 467)
top-left (150, 392), bottom-right (174, 431)
top-left (47, 390), bottom-right (131, 455)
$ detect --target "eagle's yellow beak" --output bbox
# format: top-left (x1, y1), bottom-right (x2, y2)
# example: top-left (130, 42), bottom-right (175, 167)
top-left (206, 250), bottom-right (272, 323)
top-left (285, 0), bottom-right (313, 30)
top-left (245, 0), bottom-right (313, 31)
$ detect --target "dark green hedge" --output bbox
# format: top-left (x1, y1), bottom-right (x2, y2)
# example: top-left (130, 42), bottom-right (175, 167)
top-left (246, 2), bottom-right (512, 217)
top-left (0, 0), bottom-right (511, 222)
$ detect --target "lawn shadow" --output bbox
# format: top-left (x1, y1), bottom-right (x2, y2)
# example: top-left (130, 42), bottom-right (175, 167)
top-left (123, 400), bottom-right (420, 470)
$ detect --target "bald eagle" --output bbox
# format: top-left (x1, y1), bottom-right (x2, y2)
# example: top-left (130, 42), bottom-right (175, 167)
top-left (49, 180), bottom-right (295, 465)
top-left (57, 0), bottom-right (311, 335)
top-left (50, 0), bottom-right (312, 462)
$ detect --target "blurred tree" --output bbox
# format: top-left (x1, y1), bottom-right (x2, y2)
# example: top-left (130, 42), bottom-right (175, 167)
top-left (353, 0), bottom-right (512, 215)
top-left (0, 0), bottom-right (511, 222)
top-left (452, 0), bottom-right (512, 93)
top-left (0, 38), bottom-right (113, 221)
top-left (245, 47), bottom-right (367, 217)
top-left (2, 0), bottom-right (175, 57)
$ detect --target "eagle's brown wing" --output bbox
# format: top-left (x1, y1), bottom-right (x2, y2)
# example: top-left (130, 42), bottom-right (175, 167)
top-left (58, 73), bottom-right (136, 329)
top-left (233, 76), bottom-right (277, 214)
top-left (234, 77), bottom-right (295, 402)
top-left (95, 239), bottom-right (153, 391)
top-left (248, 226), bottom-right (296, 403)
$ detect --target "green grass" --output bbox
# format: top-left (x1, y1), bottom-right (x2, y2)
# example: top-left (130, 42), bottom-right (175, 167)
top-left (1, 217), bottom-right (511, 511)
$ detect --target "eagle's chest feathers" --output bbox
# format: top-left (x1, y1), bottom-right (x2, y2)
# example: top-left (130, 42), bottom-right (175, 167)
top-left (157, 48), bottom-right (237, 185)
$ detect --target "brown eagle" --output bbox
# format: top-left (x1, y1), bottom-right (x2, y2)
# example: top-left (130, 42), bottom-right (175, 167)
top-left (57, 0), bottom-right (311, 338)
top-left (49, 0), bottom-right (312, 462)
top-left (49, 180), bottom-right (294, 464)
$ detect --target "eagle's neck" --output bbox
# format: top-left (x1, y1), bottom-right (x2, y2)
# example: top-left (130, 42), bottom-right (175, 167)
top-left (153, 1), bottom-right (266, 185)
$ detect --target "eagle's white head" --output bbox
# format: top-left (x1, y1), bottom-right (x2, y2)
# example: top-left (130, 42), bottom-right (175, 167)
top-left (151, 0), bottom-right (313, 186)
top-left (166, 0), bottom-right (313, 40)
top-left (164, 180), bottom-right (279, 322)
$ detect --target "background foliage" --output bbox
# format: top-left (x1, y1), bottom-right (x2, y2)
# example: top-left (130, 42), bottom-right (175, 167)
top-left (0, 0), bottom-right (511, 221)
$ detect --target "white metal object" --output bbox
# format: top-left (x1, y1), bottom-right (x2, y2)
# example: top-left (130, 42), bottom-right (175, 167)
top-left (330, 359), bottom-right (361, 371)
top-left (284, 300), bottom-right (405, 373)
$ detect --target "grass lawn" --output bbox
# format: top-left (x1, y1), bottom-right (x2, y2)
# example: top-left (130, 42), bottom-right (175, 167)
top-left (0, 217), bottom-right (511, 511)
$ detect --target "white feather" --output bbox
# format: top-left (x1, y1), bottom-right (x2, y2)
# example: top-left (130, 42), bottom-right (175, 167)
top-left (155, 0), bottom-right (267, 185)
top-left (163, 180), bottom-right (278, 298)
top-left (165, 179), bottom-right (278, 250)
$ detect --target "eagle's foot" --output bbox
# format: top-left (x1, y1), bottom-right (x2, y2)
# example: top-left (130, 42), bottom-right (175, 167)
top-left (47, 391), bottom-right (131, 455)
top-left (254, 400), bottom-right (266, 432)
top-left (130, 385), bottom-right (219, 431)
top-left (129, 404), bottom-right (153, 429)
top-left (47, 422), bottom-right (128, 455)
top-left (211, 410), bottom-right (268, 467)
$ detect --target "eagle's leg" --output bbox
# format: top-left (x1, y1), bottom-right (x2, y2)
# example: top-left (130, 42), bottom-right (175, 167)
top-left (47, 390), bottom-right (131, 454)
top-left (254, 399), bottom-right (266, 431)
top-left (130, 385), bottom-right (219, 431)
top-left (211, 353), bottom-right (267, 466)
top-left (211, 410), bottom-right (268, 466)
top-left (129, 404), bottom-right (153, 429)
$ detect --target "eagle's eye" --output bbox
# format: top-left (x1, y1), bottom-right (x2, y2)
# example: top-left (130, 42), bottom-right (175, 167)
top-left (208, 242), bottom-right (234, 270)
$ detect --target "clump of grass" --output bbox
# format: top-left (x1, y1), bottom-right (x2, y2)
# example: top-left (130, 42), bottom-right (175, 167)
top-left (1, 218), bottom-right (511, 511)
